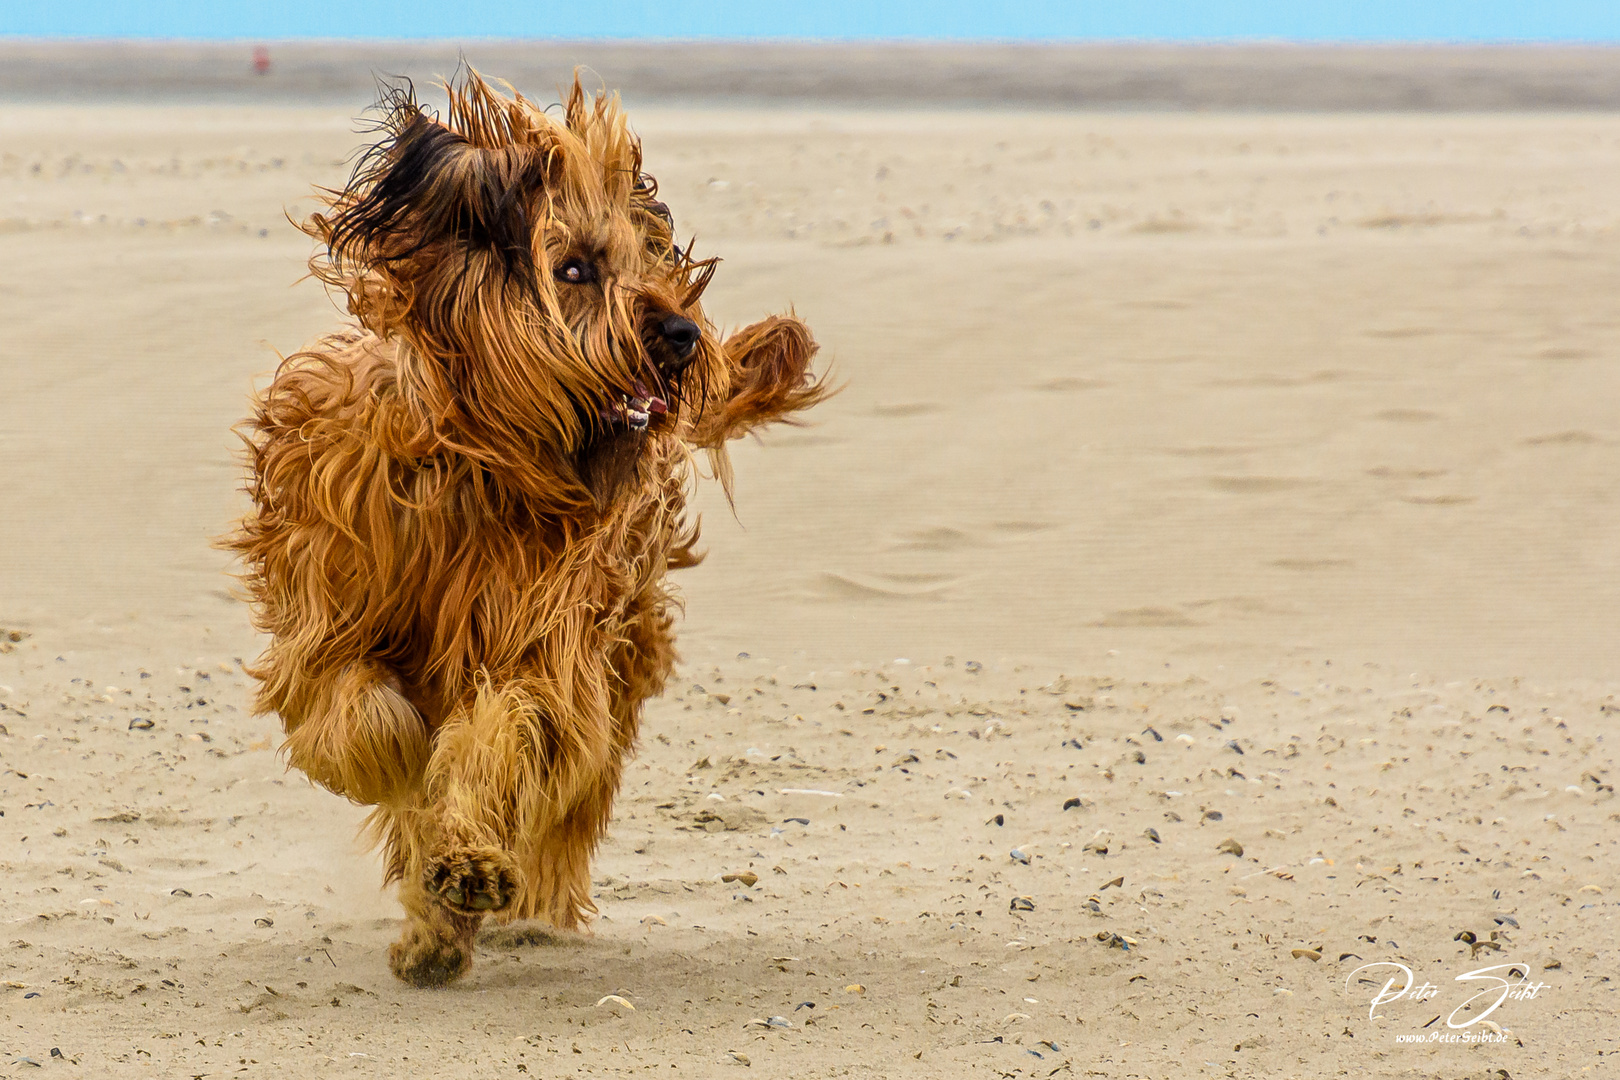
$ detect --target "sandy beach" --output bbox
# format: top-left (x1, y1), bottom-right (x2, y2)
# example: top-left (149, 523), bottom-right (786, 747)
top-left (2, 56), bottom-right (1618, 1077)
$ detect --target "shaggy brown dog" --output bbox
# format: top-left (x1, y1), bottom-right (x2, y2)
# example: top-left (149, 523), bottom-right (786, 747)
top-left (226, 73), bottom-right (827, 987)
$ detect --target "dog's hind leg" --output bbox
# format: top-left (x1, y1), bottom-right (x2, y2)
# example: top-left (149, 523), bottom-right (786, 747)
top-left (281, 660), bottom-right (429, 806)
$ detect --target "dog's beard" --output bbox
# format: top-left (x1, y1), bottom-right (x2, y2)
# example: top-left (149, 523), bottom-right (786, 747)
top-left (575, 423), bottom-right (648, 507)
top-left (573, 324), bottom-right (695, 505)
top-left (575, 376), bottom-right (677, 507)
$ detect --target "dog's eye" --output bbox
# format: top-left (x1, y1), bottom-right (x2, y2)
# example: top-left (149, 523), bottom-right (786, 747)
top-left (554, 257), bottom-right (596, 285)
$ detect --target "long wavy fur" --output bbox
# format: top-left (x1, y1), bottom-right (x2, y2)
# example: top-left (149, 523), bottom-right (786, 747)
top-left (223, 71), bottom-right (830, 986)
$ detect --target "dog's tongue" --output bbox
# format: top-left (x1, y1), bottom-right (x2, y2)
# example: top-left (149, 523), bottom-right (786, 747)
top-left (600, 381), bottom-right (669, 431)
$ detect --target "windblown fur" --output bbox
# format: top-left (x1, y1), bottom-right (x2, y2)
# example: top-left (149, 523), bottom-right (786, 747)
top-left (225, 73), bottom-right (828, 987)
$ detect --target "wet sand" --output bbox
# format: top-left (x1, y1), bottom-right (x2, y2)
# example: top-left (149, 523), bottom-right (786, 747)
top-left (6, 40), bottom-right (1620, 110)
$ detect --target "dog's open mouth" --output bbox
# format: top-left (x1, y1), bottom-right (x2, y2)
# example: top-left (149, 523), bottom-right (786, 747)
top-left (598, 380), bottom-right (669, 432)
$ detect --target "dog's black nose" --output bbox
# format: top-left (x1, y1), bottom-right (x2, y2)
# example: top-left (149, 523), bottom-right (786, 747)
top-left (658, 315), bottom-right (700, 360)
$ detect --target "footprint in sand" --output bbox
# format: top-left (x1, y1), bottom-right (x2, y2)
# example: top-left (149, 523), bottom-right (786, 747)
top-left (1033, 377), bottom-right (1108, 392)
top-left (1402, 494), bottom-right (1477, 506)
top-left (809, 571), bottom-right (956, 602)
top-left (1184, 595), bottom-right (1297, 617)
top-left (1364, 326), bottom-right (1438, 339)
top-left (1520, 430), bottom-right (1602, 446)
top-left (1205, 476), bottom-right (1312, 493)
top-left (1092, 606), bottom-right (1203, 628)
top-left (1366, 466), bottom-right (1448, 479)
top-left (886, 520), bottom-right (1055, 553)
top-left (989, 520), bottom-right (1056, 536)
top-left (871, 402), bottom-right (945, 418)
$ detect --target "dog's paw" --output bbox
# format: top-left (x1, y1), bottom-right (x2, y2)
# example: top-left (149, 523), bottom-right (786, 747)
top-left (388, 925), bottom-right (473, 988)
top-left (424, 846), bottom-right (519, 915)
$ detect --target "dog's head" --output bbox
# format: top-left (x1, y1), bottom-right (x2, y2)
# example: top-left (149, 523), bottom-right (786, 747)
top-left (307, 73), bottom-right (750, 507)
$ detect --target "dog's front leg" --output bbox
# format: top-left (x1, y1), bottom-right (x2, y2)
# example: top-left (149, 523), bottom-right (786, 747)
top-left (385, 684), bottom-right (535, 987)
top-left (280, 659), bottom-right (428, 806)
top-left (419, 677), bottom-right (592, 909)
top-left (416, 690), bottom-right (529, 917)
top-left (387, 865), bottom-right (483, 988)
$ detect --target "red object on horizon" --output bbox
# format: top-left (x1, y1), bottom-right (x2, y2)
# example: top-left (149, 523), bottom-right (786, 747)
top-left (253, 46), bottom-right (271, 76)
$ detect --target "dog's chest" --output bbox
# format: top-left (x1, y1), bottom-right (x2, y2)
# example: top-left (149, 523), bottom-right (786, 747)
top-left (392, 479), bottom-right (679, 672)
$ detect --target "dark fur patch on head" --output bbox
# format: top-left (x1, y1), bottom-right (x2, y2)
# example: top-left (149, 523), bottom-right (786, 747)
top-left (323, 88), bottom-right (552, 294)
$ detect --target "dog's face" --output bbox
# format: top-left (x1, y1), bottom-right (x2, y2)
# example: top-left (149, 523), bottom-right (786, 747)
top-left (308, 75), bottom-right (730, 505)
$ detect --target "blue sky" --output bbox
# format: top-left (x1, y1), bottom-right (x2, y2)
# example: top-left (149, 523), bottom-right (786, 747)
top-left (5, 1), bottom-right (1620, 42)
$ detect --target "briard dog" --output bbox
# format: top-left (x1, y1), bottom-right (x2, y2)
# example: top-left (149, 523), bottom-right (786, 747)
top-left (227, 72), bottom-right (827, 986)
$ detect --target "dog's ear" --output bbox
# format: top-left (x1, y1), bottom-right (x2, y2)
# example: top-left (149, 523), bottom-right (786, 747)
top-left (313, 83), bottom-right (555, 297)
top-left (691, 315), bottom-right (831, 450)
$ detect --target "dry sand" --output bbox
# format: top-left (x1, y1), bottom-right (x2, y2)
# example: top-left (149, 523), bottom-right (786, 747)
top-left (2, 87), bottom-right (1618, 1078)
